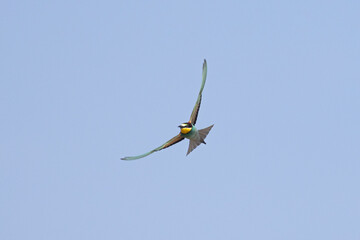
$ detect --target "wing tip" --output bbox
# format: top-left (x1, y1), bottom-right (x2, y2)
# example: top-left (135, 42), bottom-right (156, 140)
top-left (121, 156), bottom-right (138, 160)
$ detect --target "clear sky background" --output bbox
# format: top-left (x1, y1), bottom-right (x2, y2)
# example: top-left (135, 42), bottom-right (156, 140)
top-left (1, 1), bottom-right (360, 239)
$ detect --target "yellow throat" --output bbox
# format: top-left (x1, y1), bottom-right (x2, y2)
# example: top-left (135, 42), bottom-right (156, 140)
top-left (180, 127), bottom-right (192, 134)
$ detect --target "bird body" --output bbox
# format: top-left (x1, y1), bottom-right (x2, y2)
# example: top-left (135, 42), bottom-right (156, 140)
top-left (121, 59), bottom-right (213, 160)
top-left (179, 123), bottom-right (214, 155)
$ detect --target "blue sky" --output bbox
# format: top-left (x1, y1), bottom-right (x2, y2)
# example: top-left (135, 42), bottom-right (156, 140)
top-left (1, 0), bottom-right (360, 239)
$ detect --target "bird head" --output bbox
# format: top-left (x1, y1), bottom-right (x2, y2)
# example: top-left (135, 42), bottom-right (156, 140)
top-left (178, 122), bottom-right (193, 135)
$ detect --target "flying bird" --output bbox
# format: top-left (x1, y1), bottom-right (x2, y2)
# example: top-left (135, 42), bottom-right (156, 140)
top-left (121, 59), bottom-right (214, 160)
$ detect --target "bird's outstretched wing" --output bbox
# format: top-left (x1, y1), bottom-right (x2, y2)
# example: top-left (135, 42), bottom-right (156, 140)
top-left (121, 134), bottom-right (184, 160)
top-left (189, 59), bottom-right (207, 125)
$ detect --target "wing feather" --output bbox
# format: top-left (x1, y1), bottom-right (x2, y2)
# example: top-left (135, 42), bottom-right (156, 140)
top-left (121, 134), bottom-right (184, 160)
top-left (189, 59), bottom-right (207, 125)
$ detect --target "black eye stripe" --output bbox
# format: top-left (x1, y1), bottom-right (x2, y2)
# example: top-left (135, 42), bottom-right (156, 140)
top-left (179, 122), bottom-right (192, 128)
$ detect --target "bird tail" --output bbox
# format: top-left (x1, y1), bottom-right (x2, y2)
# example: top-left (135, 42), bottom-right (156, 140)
top-left (186, 124), bottom-right (214, 155)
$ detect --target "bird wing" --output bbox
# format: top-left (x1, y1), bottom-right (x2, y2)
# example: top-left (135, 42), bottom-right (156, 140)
top-left (189, 59), bottom-right (207, 125)
top-left (121, 134), bottom-right (184, 160)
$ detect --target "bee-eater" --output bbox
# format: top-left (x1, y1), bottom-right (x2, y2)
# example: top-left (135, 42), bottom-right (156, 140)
top-left (121, 59), bottom-right (214, 160)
